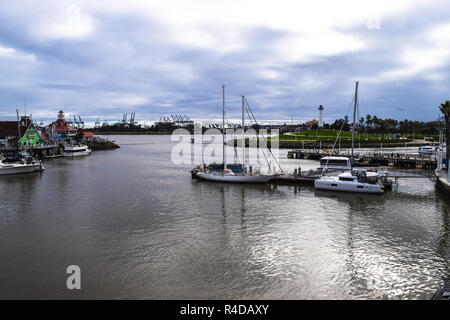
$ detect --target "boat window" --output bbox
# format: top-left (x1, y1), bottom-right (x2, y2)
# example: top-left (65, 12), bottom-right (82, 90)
top-left (339, 177), bottom-right (355, 181)
top-left (330, 184), bottom-right (338, 187)
top-left (357, 186), bottom-right (364, 189)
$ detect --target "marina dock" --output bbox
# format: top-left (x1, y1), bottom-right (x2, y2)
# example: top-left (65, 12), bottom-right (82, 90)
top-left (269, 174), bottom-right (319, 185)
top-left (268, 171), bottom-right (428, 189)
top-left (287, 149), bottom-right (438, 170)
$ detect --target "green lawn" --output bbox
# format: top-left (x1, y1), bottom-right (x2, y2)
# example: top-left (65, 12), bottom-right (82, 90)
top-left (277, 129), bottom-right (437, 142)
top-left (279, 129), bottom-right (356, 142)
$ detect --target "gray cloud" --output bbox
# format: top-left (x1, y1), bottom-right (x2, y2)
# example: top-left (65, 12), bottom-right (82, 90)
top-left (0, 0), bottom-right (449, 125)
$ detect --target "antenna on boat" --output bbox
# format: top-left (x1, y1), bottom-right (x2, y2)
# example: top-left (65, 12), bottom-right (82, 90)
top-left (351, 81), bottom-right (359, 171)
top-left (242, 96), bottom-right (245, 170)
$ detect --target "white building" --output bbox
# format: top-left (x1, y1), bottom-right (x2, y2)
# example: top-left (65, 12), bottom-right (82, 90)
top-left (318, 105), bottom-right (324, 128)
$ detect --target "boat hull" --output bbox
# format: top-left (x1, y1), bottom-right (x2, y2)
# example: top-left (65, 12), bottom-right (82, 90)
top-left (63, 149), bottom-right (91, 157)
top-left (196, 172), bottom-right (273, 183)
top-left (314, 178), bottom-right (384, 194)
top-left (0, 163), bottom-right (43, 175)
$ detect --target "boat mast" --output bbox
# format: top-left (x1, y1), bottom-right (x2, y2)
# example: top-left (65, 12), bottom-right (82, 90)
top-left (351, 81), bottom-right (359, 171)
top-left (222, 85), bottom-right (226, 170)
top-left (242, 95), bottom-right (245, 169)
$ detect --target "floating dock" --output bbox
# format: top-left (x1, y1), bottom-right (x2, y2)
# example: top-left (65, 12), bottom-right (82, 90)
top-left (287, 149), bottom-right (438, 170)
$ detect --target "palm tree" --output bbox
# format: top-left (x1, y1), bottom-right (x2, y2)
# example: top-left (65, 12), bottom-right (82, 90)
top-left (439, 100), bottom-right (450, 160)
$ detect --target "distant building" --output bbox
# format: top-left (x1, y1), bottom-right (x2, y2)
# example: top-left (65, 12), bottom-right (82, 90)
top-left (47, 110), bottom-right (77, 138)
top-left (305, 119), bottom-right (319, 129)
top-left (0, 116), bottom-right (32, 148)
top-left (344, 115), bottom-right (349, 124)
top-left (20, 127), bottom-right (46, 147)
top-left (83, 131), bottom-right (99, 141)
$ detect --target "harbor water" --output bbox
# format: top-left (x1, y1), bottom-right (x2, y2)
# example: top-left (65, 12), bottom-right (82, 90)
top-left (0, 135), bottom-right (448, 299)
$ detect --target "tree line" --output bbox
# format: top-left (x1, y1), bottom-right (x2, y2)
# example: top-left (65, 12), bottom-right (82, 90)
top-left (321, 114), bottom-right (443, 135)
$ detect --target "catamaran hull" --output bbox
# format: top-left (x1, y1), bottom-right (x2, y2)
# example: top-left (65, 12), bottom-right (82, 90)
top-left (0, 163), bottom-right (43, 175)
top-left (196, 172), bottom-right (273, 183)
top-left (314, 179), bottom-right (384, 194)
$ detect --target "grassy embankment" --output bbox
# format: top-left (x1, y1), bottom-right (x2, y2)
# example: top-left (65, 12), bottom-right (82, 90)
top-left (236, 130), bottom-right (439, 149)
top-left (85, 140), bottom-right (120, 150)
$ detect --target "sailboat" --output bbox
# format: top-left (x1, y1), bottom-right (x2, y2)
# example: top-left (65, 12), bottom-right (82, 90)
top-left (195, 86), bottom-right (275, 183)
top-left (314, 82), bottom-right (385, 194)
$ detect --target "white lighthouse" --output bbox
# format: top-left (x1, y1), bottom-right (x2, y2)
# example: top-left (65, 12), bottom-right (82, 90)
top-left (318, 105), bottom-right (324, 128)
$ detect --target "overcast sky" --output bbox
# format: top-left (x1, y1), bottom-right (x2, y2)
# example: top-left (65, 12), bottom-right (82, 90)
top-left (0, 0), bottom-right (449, 125)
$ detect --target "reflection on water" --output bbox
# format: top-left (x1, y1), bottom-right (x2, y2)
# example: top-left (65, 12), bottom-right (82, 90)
top-left (0, 135), bottom-right (448, 299)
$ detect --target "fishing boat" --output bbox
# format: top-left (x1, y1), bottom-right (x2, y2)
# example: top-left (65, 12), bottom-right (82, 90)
top-left (195, 86), bottom-right (278, 183)
top-left (0, 153), bottom-right (45, 175)
top-left (63, 143), bottom-right (91, 157)
top-left (314, 81), bottom-right (386, 194)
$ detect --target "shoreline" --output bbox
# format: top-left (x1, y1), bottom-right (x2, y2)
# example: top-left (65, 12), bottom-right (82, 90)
top-left (229, 138), bottom-right (437, 149)
top-left (95, 132), bottom-right (171, 135)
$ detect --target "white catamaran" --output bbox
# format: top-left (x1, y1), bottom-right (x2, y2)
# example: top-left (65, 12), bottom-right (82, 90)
top-left (195, 86), bottom-right (276, 183)
top-left (314, 81), bottom-right (385, 194)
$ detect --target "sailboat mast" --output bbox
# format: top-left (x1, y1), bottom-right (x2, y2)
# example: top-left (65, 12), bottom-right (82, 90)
top-left (351, 81), bottom-right (359, 170)
top-left (222, 85), bottom-right (226, 170)
top-left (242, 96), bottom-right (245, 169)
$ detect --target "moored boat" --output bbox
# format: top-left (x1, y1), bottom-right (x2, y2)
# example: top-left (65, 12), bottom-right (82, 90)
top-left (0, 153), bottom-right (45, 175)
top-left (193, 86), bottom-right (279, 184)
top-left (319, 156), bottom-right (351, 170)
top-left (63, 144), bottom-right (91, 157)
top-left (196, 169), bottom-right (273, 183)
top-left (314, 81), bottom-right (386, 194)
top-left (314, 170), bottom-right (385, 194)
top-left (418, 145), bottom-right (435, 154)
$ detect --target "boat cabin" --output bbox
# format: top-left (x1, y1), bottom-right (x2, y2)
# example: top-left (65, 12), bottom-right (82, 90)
top-left (206, 163), bottom-right (244, 173)
top-left (320, 156), bottom-right (351, 170)
top-left (337, 170), bottom-right (381, 184)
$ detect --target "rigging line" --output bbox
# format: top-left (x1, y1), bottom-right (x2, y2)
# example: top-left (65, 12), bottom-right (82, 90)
top-left (323, 95), bottom-right (355, 173)
top-left (244, 98), bottom-right (284, 173)
top-left (358, 89), bottom-right (369, 121)
top-left (244, 103), bottom-right (255, 125)
top-left (234, 145), bottom-right (240, 163)
top-left (244, 97), bottom-right (284, 173)
top-left (244, 98), bottom-right (258, 125)
top-left (261, 149), bottom-right (271, 167)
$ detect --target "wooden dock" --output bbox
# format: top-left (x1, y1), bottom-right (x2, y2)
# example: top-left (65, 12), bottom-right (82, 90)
top-left (269, 174), bottom-right (319, 185)
top-left (287, 149), bottom-right (438, 170)
top-left (1, 145), bottom-right (62, 160)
